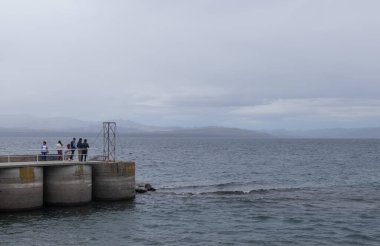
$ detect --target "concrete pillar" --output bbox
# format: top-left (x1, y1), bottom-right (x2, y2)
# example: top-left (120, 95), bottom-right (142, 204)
top-left (92, 161), bottom-right (135, 201)
top-left (0, 167), bottom-right (43, 211)
top-left (44, 165), bottom-right (92, 206)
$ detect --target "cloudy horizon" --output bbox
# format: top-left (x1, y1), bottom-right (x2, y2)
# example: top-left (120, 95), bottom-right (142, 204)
top-left (1, 0), bottom-right (380, 130)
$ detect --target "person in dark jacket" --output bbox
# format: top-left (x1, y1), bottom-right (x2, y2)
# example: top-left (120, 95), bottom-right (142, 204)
top-left (82, 139), bottom-right (89, 162)
top-left (77, 138), bottom-right (83, 161)
top-left (70, 138), bottom-right (76, 160)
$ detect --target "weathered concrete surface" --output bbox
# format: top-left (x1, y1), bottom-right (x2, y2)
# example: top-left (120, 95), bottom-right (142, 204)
top-left (0, 167), bottom-right (43, 211)
top-left (92, 161), bottom-right (135, 201)
top-left (44, 165), bottom-right (92, 206)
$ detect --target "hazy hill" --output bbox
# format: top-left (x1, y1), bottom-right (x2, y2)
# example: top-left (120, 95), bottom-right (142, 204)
top-left (149, 126), bottom-right (274, 138)
top-left (0, 115), bottom-right (97, 131)
top-left (274, 128), bottom-right (380, 139)
top-left (0, 115), bottom-right (175, 133)
top-left (0, 115), bottom-right (273, 138)
top-left (0, 115), bottom-right (380, 138)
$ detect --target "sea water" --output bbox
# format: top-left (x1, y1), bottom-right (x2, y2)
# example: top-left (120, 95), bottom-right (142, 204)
top-left (0, 137), bottom-right (380, 245)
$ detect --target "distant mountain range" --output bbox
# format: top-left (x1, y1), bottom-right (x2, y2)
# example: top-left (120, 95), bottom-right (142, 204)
top-left (0, 115), bottom-right (379, 138)
top-left (264, 128), bottom-right (380, 139)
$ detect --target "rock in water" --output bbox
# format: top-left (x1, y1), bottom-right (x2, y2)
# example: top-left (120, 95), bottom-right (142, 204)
top-left (135, 183), bottom-right (155, 193)
top-left (145, 183), bottom-right (156, 191)
top-left (135, 185), bottom-right (147, 193)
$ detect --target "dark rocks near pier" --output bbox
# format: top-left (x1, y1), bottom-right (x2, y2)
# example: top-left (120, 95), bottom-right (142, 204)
top-left (145, 183), bottom-right (156, 191)
top-left (135, 183), bottom-right (156, 193)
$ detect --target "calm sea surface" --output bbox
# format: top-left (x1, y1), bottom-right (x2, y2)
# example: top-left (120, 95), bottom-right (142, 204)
top-left (1, 137), bottom-right (380, 245)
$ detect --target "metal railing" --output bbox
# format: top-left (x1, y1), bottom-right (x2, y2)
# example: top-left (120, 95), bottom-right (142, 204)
top-left (0, 148), bottom-right (102, 163)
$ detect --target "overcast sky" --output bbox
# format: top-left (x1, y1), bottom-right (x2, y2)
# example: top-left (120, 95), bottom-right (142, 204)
top-left (1, 0), bottom-right (380, 130)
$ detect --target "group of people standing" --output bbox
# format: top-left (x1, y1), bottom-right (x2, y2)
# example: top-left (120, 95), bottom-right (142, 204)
top-left (68, 137), bottom-right (90, 161)
top-left (41, 138), bottom-right (90, 161)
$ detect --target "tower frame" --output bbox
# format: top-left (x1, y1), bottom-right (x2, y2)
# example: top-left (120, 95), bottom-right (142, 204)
top-left (103, 122), bottom-right (116, 162)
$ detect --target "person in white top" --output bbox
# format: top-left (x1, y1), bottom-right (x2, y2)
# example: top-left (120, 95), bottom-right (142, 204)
top-left (41, 141), bottom-right (48, 161)
top-left (56, 140), bottom-right (63, 160)
top-left (64, 144), bottom-right (71, 160)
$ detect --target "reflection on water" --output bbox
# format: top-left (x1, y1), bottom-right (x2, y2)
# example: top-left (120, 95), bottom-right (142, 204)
top-left (0, 200), bottom-right (136, 224)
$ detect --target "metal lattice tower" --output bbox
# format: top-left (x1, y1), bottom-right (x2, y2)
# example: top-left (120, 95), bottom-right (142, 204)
top-left (103, 122), bottom-right (116, 162)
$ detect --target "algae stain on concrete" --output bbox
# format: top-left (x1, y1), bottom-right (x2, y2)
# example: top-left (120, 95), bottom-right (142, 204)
top-left (75, 165), bottom-right (85, 176)
top-left (19, 167), bottom-right (35, 182)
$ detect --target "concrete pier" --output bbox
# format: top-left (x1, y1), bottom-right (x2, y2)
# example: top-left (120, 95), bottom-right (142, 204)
top-left (0, 167), bottom-right (43, 211)
top-left (92, 161), bottom-right (135, 201)
top-left (0, 159), bottom-right (136, 211)
top-left (44, 165), bottom-right (92, 206)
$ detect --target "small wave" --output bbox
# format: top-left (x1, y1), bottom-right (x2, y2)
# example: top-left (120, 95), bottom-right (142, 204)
top-left (158, 183), bottom-right (305, 197)
top-left (159, 182), bottom-right (254, 194)
top-left (214, 182), bottom-right (255, 188)
top-left (249, 187), bottom-right (302, 194)
top-left (199, 191), bottom-right (247, 195)
top-left (345, 234), bottom-right (374, 241)
top-left (160, 181), bottom-right (256, 191)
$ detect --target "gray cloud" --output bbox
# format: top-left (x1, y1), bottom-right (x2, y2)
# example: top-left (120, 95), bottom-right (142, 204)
top-left (1, 0), bottom-right (380, 129)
